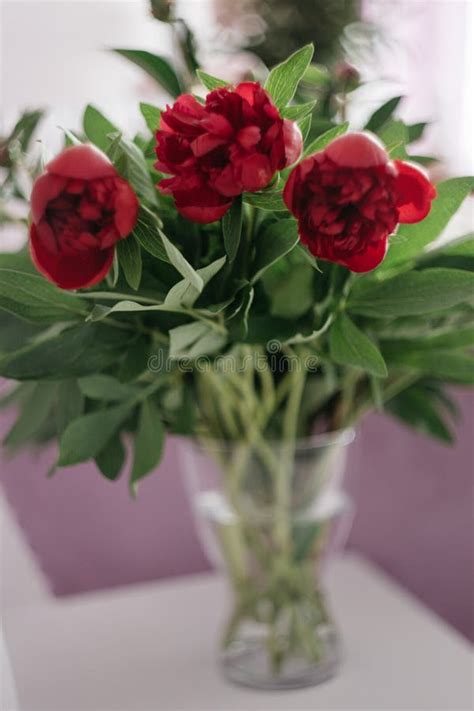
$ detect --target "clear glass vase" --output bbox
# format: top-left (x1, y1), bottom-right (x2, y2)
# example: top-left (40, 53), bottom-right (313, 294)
top-left (179, 429), bottom-right (355, 690)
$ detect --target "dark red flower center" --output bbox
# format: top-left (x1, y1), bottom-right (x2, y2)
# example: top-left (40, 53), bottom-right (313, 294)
top-left (39, 178), bottom-right (120, 257)
top-left (298, 157), bottom-right (399, 260)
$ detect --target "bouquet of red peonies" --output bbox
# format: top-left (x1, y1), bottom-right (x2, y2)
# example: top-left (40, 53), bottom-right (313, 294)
top-left (1, 42), bottom-right (473, 687)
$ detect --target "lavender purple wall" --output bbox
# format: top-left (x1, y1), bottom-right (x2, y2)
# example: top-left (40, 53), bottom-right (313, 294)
top-left (1, 391), bottom-right (473, 641)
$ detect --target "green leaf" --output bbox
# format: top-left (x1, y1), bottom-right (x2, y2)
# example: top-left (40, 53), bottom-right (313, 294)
top-left (386, 387), bottom-right (454, 444)
top-left (56, 380), bottom-right (84, 435)
top-left (113, 49), bottom-right (181, 97)
top-left (107, 133), bottom-right (158, 206)
top-left (252, 219), bottom-right (299, 281)
top-left (95, 433), bottom-right (126, 481)
top-left (418, 233), bottom-right (474, 271)
top-left (364, 96), bottom-right (403, 132)
top-left (329, 314), bottom-right (387, 377)
top-left (407, 122), bottom-right (427, 143)
top-left (130, 399), bottom-right (164, 494)
top-left (222, 196), bottom-right (243, 263)
top-left (243, 191), bottom-right (287, 211)
top-left (430, 233), bottom-right (474, 259)
top-left (0, 325), bottom-right (128, 380)
top-left (378, 120), bottom-right (409, 159)
top-left (3, 383), bottom-right (57, 448)
top-left (168, 322), bottom-right (226, 359)
top-left (165, 256), bottom-right (226, 308)
top-left (83, 105), bottom-right (118, 152)
top-left (228, 284), bottom-right (254, 340)
top-left (58, 402), bottom-right (133, 466)
top-left (348, 268), bottom-right (474, 318)
top-left (281, 101), bottom-right (317, 121)
top-left (139, 102), bottom-right (161, 133)
top-left (381, 327), bottom-right (474, 352)
top-left (196, 69), bottom-right (228, 91)
top-left (117, 235), bottom-right (142, 290)
top-left (160, 230), bottom-right (203, 291)
top-left (302, 122), bottom-right (349, 158)
top-left (266, 263), bottom-right (314, 319)
top-left (119, 336), bottom-right (150, 382)
top-left (133, 207), bottom-right (169, 262)
top-left (265, 44), bottom-right (314, 108)
top-left (385, 350), bottom-right (474, 385)
top-left (78, 374), bottom-right (139, 401)
top-left (87, 300), bottom-right (182, 322)
top-left (381, 177), bottom-right (474, 269)
top-left (298, 114), bottom-right (313, 143)
top-left (0, 269), bottom-right (88, 324)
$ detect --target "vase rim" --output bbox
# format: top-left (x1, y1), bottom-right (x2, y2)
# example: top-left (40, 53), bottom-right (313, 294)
top-left (190, 427), bottom-right (356, 452)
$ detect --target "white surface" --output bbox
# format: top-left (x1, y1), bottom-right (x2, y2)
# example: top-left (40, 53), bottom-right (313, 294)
top-left (0, 622), bottom-right (18, 711)
top-left (1, 554), bottom-right (472, 711)
top-left (0, 492), bottom-right (51, 609)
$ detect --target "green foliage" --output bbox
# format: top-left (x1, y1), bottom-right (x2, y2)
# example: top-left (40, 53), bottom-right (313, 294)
top-left (222, 197), bottom-right (243, 264)
top-left (132, 207), bottom-right (169, 262)
top-left (252, 220), bottom-right (299, 280)
top-left (1, 43), bottom-right (472, 489)
top-left (386, 385), bottom-right (455, 444)
top-left (139, 103), bottom-right (161, 133)
top-left (169, 322), bottom-right (227, 359)
top-left (130, 399), bottom-right (164, 494)
top-left (348, 269), bottom-right (474, 318)
top-left (83, 105), bottom-right (118, 152)
top-left (0, 325), bottom-right (129, 380)
top-left (329, 314), bottom-right (387, 377)
top-left (3, 382), bottom-right (57, 448)
top-left (0, 269), bottom-right (87, 324)
top-left (281, 101), bottom-right (318, 121)
top-left (96, 433), bottom-right (126, 481)
top-left (364, 96), bottom-right (403, 132)
top-left (302, 122), bottom-right (349, 157)
top-left (107, 132), bottom-right (158, 205)
top-left (243, 191), bottom-right (287, 211)
top-left (58, 403), bottom-right (134, 467)
top-left (113, 49), bottom-right (181, 97)
top-left (265, 44), bottom-right (315, 108)
top-left (196, 70), bottom-right (228, 92)
top-left (117, 235), bottom-right (142, 290)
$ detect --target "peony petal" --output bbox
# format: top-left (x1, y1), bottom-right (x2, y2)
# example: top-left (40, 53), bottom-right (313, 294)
top-left (337, 238), bottom-right (388, 273)
top-left (30, 173), bottom-right (67, 224)
top-left (240, 153), bottom-right (273, 192)
top-left (283, 158), bottom-right (314, 215)
top-left (393, 159), bottom-right (437, 223)
top-left (325, 131), bottom-right (389, 168)
top-left (234, 82), bottom-right (261, 106)
top-left (113, 178), bottom-right (139, 237)
top-left (30, 224), bottom-right (115, 290)
top-left (177, 201), bottom-right (232, 224)
top-left (282, 119), bottom-right (303, 167)
top-left (46, 144), bottom-right (117, 180)
top-left (212, 163), bottom-right (242, 197)
top-left (236, 126), bottom-right (261, 150)
top-left (191, 133), bottom-right (228, 157)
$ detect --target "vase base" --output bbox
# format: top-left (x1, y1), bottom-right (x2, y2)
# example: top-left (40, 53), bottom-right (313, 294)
top-left (220, 628), bottom-right (340, 691)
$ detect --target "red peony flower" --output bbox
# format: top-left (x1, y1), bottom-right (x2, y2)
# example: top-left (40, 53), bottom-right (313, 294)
top-left (283, 132), bottom-right (436, 272)
top-left (155, 83), bottom-right (302, 223)
top-left (30, 144), bottom-right (139, 289)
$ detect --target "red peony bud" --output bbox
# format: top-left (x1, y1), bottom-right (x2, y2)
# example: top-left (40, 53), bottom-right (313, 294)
top-left (283, 131), bottom-right (436, 272)
top-left (155, 82), bottom-right (303, 223)
top-left (29, 144), bottom-right (139, 290)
